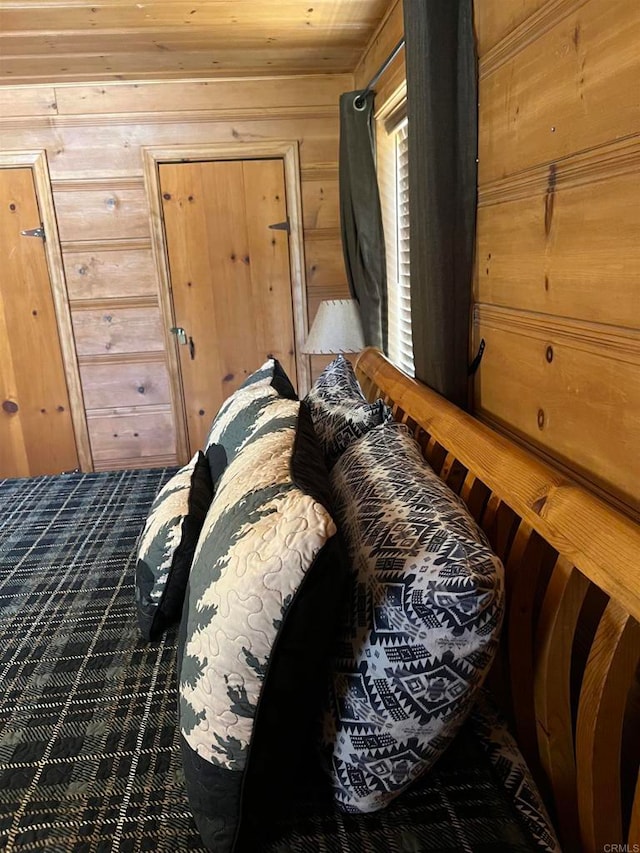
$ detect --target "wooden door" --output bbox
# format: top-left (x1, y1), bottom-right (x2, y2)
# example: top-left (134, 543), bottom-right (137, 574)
top-left (0, 167), bottom-right (78, 477)
top-left (159, 158), bottom-right (297, 455)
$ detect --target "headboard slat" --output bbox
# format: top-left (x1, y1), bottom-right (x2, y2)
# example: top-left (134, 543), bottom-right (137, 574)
top-left (460, 473), bottom-right (490, 519)
top-left (629, 775), bottom-right (640, 846)
top-left (506, 527), bottom-right (555, 778)
top-left (576, 601), bottom-right (640, 853)
top-left (479, 492), bottom-right (501, 542)
top-left (355, 348), bottom-right (640, 851)
top-left (440, 453), bottom-right (468, 495)
top-left (424, 436), bottom-right (447, 475)
top-left (535, 556), bottom-right (590, 850)
top-left (356, 348), bottom-right (640, 622)
top-left (489, 500), bottom-right (520, 563)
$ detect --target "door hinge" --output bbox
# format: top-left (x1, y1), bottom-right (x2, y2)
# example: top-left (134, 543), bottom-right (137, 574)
top-left (268, 219), bottom-right (290, 234)
top-left (21, 224), bottom-right (46, 241)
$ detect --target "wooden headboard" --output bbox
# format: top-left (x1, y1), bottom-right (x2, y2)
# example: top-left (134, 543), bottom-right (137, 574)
top-left (355, 348), bottom-right (640, 853)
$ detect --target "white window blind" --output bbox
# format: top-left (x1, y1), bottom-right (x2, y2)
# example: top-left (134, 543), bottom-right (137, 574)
top-left (388, 119), bottom-right (414, 376)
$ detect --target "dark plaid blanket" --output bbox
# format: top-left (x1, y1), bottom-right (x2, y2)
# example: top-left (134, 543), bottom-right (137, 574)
top-left (0, 470), bottom-right (554, 853)
top-left (0, 469), bottom-right (204, 852)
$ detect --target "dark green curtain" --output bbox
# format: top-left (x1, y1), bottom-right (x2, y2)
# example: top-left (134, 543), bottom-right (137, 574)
top-left (403, 0), bottom-right (478, 409)
top-left (339, 90), bottom-right (387, 351)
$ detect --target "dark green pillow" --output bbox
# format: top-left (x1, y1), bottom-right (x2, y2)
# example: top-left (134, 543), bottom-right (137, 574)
top-left (135, 452), bottom-right (213, 641)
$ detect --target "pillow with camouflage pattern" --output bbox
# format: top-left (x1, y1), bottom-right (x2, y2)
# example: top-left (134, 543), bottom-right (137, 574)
top-left (135, 451), bottom-right (213, 641)
top-left (204, 357), bottom-right (297, 486)
top-left (179, 398), bottom-right (347, 853)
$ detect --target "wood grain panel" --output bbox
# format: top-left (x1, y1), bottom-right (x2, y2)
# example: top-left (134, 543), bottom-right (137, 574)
top-left (0, 116), bottom-right (340, 179)
top-left (80, 360), bottom-right (171, 410)
top-left (476, 163), bottom-right (640, 328)
top-left (72, 306), bottom-right (164, 356)
top-left (159, 157), bottom-right (296, 453)
top-left (0, 51), bottom-right (358, 84)
top-left (474, 0), bottom-right (551, 56)
top-left (55, 75), bottom-right (353, 115)
top-left (0, 0), bottom-right (384, 31)
top-left (64, 247), bottom-right (157, 301)
top-left (87, 408), bottom-right (175, 463)
top-left (4, 105), bottom-right (337, 131)
top-left (0, 73), bottom-right (344, 470)
top-left (354, 0), bottom-right (405, 108)
top-left (0, 166), bottom-right (78, 477)
top-left (93, 453), bottom-right (177, 472)
top-left (1, 34), bottom-right (353, 61)
top-left (478, 0), bottom-right (640, 183)
top-left (301, 163), bottom-right (339, 182)
top-left (160, 158), bottom-right (252, 453)
top-left (0, 0), bottom-right (390, 84)
top-left (0, 86), bottom-right (57, 117)
top-left (242, 157), bottom-right (297, 371)
top-left (302, 178), bottom-right (340, 229)
top-left (305, 232), bottom-right (347, 288)
top-left (474, 309), bottom-right (640, 511)
top-left (354, 0), bottom-right (403, 89)
top-left (55, 186), bottom-right (150, 241)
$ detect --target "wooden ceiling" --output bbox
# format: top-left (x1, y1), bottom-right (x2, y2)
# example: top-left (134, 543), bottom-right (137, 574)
top-left (0, 0), bottom-right (394, 86)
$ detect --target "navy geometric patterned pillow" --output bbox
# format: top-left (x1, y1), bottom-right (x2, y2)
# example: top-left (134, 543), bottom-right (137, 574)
top-left (304, 355), bottom-right (392, 469)
top-left (471, 691), bottom-right (561, 852)
top-left (135, 451), bottom-right (213, 641)
top-left (320, 422), bottom-right (505, 813)
top-left (204, 357), bottom-right (297, 485)
top-left (179, 399), bottom-right (348, 852)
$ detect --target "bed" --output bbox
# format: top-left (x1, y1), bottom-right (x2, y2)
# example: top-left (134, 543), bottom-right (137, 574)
top-left (1, 348), bottom-right (638, 852)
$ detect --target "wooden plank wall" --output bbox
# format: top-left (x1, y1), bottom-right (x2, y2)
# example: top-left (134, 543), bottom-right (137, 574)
top-left (0, 75), bottom-right (351, 470)
top-left (473, 0), bottom-right (640, 517)
top-left (354, 0), bottom-right (404, 104)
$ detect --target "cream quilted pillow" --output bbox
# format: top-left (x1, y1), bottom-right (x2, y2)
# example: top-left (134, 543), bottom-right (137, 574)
top-left (179, 399), bottom-right (347, 852)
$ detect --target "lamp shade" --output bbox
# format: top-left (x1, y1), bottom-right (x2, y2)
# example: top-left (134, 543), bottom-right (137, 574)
top-left (301, 299), bottom-right (365, 354)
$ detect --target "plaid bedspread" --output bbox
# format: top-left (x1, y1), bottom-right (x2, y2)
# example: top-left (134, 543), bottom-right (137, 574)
top-left (0, 469), bottom-right (206, 853)
top-left (0, 469), bottom-right (552, 853)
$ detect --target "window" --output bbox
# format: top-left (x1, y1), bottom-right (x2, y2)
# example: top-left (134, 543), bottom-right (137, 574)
top-left (378, 102), bottom-right (414, 376)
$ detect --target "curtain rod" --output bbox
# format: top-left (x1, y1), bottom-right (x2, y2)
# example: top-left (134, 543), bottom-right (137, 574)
top-left (354, 36), bottom-right (406, 109)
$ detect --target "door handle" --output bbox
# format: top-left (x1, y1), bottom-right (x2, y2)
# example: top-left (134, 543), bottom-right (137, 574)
top-left (170, 327), bottom-right (194, 358)
top-left (170, 326), bottom-right (187, 345)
